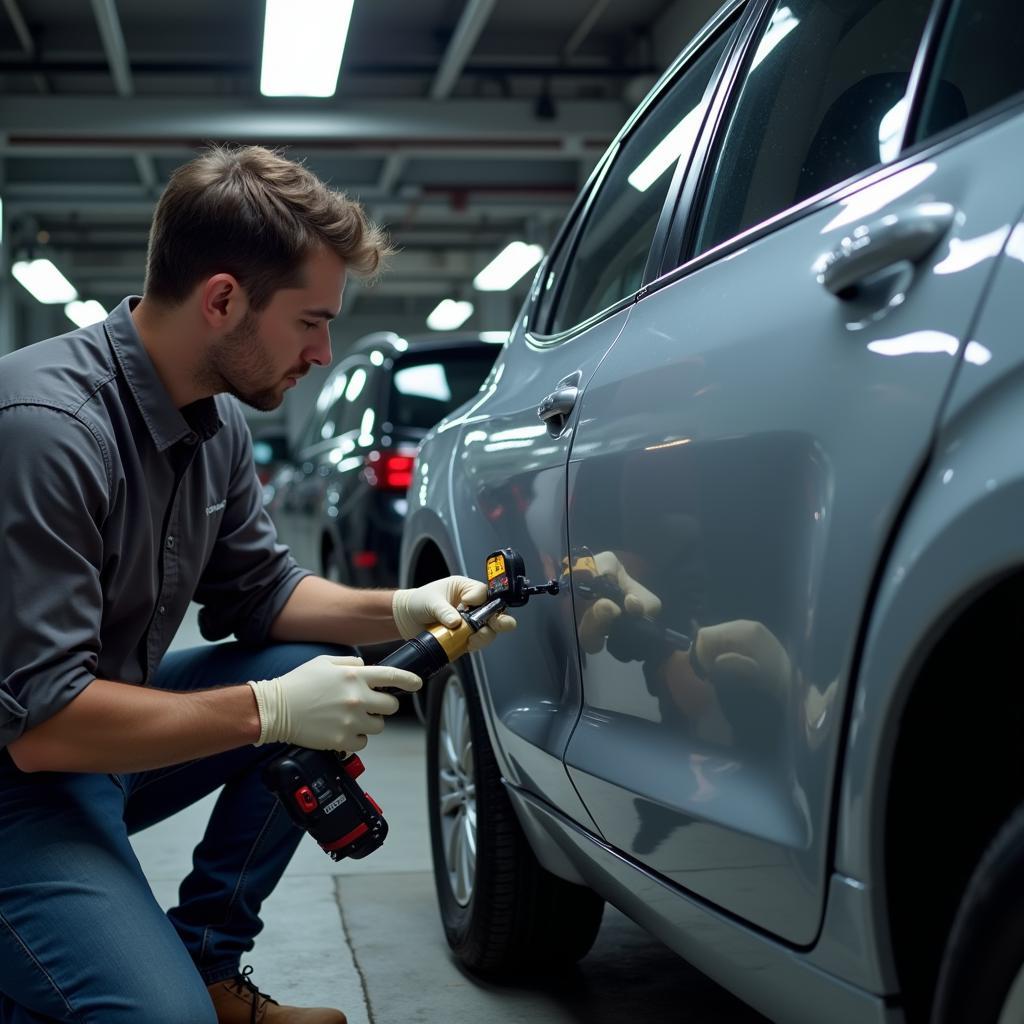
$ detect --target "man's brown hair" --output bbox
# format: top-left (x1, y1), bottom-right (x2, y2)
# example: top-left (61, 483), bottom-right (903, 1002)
top-left (144, 145), bottom-right (391, 310)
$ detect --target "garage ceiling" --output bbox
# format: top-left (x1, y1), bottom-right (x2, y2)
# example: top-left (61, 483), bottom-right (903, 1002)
top-left (0, 0), bottom-right (719, 339)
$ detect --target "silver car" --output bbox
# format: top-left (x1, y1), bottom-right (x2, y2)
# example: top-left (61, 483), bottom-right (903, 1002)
top-left (399, 1), bottom-right (1024, 1021)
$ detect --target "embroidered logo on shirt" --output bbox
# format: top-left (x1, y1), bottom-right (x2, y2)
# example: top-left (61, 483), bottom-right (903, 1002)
top-left (206, 500), bottom-right (227, 516)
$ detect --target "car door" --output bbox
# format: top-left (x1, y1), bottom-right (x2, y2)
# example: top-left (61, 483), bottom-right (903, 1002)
top-left (562, 0), bottom-right (1023, 945)
top-left (454, 13), bottom-right (741, 825)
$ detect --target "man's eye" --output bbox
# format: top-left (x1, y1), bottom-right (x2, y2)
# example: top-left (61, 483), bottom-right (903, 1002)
top-left (301, 320), bottom-right (318, 330)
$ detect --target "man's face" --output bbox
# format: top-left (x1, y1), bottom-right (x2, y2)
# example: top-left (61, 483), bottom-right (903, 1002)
top-left (208, 246), bottom-right (346, 411)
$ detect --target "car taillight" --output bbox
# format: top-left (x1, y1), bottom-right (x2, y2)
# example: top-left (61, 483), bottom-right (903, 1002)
top-left (363, 449), bottom-right (416, 491)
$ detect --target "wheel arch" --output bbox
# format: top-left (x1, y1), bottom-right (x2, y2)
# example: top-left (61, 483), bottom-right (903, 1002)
top-left (835, 381), bottom-right (1024, 1014)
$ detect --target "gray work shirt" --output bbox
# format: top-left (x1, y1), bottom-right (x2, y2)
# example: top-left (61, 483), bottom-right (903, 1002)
top-left (0, 296), bottom-right (311, 746)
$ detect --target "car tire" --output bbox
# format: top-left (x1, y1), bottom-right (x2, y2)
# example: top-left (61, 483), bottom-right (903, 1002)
top-left (932, 802), bottom-right (1024, 1024)
top-left (426, 657), bottom-right (604, 978)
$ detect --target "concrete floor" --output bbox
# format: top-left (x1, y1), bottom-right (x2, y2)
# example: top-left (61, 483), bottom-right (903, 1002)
top-left (129, 606), bottom-right (769, 1023)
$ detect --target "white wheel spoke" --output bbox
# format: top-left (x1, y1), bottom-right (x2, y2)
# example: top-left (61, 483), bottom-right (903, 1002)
top-left (446, 807), bottom-right (463, 867)
top-left (435, 674), bottom-right (477, 908)
top-left (439, 788), bottom-right (463, 816)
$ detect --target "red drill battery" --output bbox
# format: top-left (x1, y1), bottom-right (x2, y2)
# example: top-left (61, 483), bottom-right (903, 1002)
top-left (262, 747), bottom-right (387, 860)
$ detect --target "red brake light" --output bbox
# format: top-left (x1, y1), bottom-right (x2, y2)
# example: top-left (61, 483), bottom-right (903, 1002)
top-left (364, 449), bottom-right (416, 491)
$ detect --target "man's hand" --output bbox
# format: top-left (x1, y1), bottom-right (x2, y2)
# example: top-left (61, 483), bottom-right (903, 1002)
top-left (392, 576), bottom-right (517, 652)
top-left (578, 551), bottom-right (662, 655)
top-left (692, 620), bottom-right (791, 697)
top-left (248, 655), bottom-right (421, 752)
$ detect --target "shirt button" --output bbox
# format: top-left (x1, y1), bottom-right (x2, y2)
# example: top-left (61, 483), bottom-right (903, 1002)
top-left (158, 605), bottom-right (166, 615)
top-left (166, 536), bottom-right (175, 549)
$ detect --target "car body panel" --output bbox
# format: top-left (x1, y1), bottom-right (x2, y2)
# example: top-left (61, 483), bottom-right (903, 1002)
top-left (506, 783), bottom-right (902, 1024)
top-left (561, 117), bottom-right (1023, 945)
top-left (398, 0), bottom-right (1024, 1014)
top-left (440, 309), bottom-right (631, 827)
top-left (836, 196), bottom-right (1024, 889)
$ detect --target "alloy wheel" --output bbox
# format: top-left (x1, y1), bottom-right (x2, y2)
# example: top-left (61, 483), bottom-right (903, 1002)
top-left (437, 673), bottom-right (476, 907)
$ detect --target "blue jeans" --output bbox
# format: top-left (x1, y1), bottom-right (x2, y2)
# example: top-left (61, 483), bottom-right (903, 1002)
top-left (0, 641), bottom-right (350, 1024)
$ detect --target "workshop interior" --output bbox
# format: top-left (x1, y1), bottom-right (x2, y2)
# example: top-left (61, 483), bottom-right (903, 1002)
top-left (1, 1), bottom-right (1022, 1022)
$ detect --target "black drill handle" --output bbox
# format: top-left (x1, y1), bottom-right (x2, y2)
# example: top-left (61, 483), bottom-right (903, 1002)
top-left (378, 631), bottom-right (451, 678)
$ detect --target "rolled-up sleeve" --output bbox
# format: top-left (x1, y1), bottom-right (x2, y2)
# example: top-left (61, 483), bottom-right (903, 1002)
top-left (195, 405), bottom-right (310, 644)
top-left (0, 405), bottom-right (109, 746)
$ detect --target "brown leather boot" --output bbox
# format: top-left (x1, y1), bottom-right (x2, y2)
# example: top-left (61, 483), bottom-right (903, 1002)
top-left (207, 966), bottom-right (347, 1024)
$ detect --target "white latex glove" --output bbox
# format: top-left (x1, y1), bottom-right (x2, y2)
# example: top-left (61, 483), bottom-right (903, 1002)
top-left (392, 575), bottom-right (517, 652)
top-left (578, 551), bottom-right (662, 655)
top-left (248, 655), bottom-right (421, 752)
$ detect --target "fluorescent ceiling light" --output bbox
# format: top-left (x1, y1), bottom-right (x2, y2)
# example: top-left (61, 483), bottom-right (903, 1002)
top-left (12, 259), bottom-right (78, 304)
top-left (65, 299), bottom-right (108, 327)
top-left (628, 105), bottom-right (702, 193)
top-left (427, 299), bottom-right (474, 331)
top-left (479, 331), bottom-right (509, 343)
top-left (260, 0), bottom-right (353, 97)
top-left (473, 242), bottom-right (544, 291)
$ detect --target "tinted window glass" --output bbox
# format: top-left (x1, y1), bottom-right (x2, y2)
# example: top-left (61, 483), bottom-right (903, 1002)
top-left (299, 368), bottom-right (350, 449)
top-left (534, 203), bottom-right (585, 333)
top-left (387, 349), bottom-right (497, 430)
top-left (917, 0), bottom-right (1024, 141)
top-left (695, 0), bottom-right (932, 255)
top-left (549, 28), bottom-right (731, 334)
top-left (336, 362), bottom-right (375, 435)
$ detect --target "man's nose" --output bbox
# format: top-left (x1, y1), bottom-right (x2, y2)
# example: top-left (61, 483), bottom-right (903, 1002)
top-left (306, 329), bottom-right (332, 367)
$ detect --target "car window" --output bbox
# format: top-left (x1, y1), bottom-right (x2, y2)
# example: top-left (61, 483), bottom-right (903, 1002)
top-left (297, 367), bottom-right (350, 450)
top-left (387, 349), bottom-right (497, 430)
top-left (916, 0), bottom-right (1024, 142)
top-left (693, 0), bottom-right (933, 257)
top-left (533, 200), bottom-right (585, 334)
top-left (335, 362), bottom-right (375, 437)
top-left (548, 27), bottom-right (732, 335)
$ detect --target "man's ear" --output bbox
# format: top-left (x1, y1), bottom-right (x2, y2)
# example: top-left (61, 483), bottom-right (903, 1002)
top-left (199, 274), bottom-right (247, 331)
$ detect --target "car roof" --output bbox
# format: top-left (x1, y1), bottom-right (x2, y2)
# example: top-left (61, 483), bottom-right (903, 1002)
top-left (346, 330), bottom-right (507, 358)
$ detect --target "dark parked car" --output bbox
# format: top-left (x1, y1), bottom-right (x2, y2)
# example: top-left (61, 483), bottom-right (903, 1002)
top-left (399, 1), bottom-right (1024, 1022)
top-left (266, 331), bottom-right (500, 589)
top-left (249, 428), bottom-right (290, 488)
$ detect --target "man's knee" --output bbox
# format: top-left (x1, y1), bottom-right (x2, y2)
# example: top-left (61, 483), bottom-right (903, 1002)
top-left (251, 641), bottom-right (358, 680)
top-left (82, 970), bottom-right (217, 1024)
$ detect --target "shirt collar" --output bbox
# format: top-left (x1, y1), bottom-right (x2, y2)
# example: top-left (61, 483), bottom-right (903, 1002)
top-left (104, 296), bottom-right (224, 452)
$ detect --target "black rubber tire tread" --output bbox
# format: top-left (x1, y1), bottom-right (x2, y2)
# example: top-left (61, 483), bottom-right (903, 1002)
top-left (931, 801), bottom-right (1024, 1024)
top-left (427, 657), bottom-right (604, 978)
top-left (322, 544), bottom-right (350, 586)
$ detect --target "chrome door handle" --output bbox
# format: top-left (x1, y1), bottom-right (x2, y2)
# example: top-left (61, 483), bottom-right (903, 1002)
top-left (814, 201), bottom-right (957, 299)
top-left (537, 372), bottom-right (581, 436)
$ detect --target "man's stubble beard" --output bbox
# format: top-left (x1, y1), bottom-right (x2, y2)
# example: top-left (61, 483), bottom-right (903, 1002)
top-left (201, 311), bottom-right (283, 412)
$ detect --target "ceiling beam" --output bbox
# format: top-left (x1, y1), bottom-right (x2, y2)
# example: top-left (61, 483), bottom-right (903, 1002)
top-left (1, 0), bottom-right (48, 92)
top-left (0, 141), bottom-right (603, 163)
top-left (89, 0), bottom-right (161, 195)
top-left (5, 196), bottom-right (573, 221)
top-left (431, 0), bottom-right (497, 99)
top-left (366, 0), bottom-right (500, 203)
top-left (0, 96), bottom-right (623, 146)
top-left (562, 0), bottom-right (613, 61)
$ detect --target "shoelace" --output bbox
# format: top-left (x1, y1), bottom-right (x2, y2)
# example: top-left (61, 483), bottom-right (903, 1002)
top-left (229, 965), bottom-right (280, 1024)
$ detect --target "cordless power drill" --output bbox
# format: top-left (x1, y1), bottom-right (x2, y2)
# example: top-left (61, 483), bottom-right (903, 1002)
top-left (262, 548), bottom-right (558, 861)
